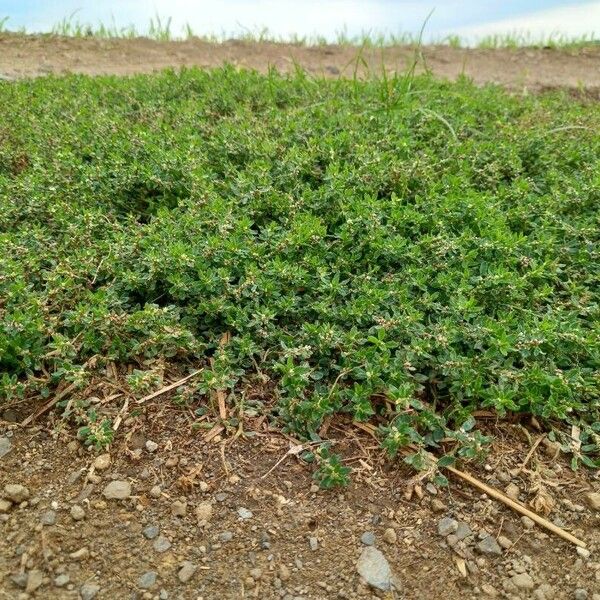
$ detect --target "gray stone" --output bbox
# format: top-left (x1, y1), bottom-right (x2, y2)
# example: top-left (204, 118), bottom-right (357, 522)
top-left (3, 483), bottom-right (30, 503)
top-left (237, 507), bottom-right (253, 520)
top-left (356, 547), bottom-right (401, 592)
top-left (477, 535), bottom-right (502, 556)
top-left (308, 536), bottom-right (318, 551)
top-left (0, 437), bottom-right (11, 459)
top-left (219, 531), bottom-right (233, 543)
top-left (149, 485), bottom-right (162, 499)
top-left (146, 440), bottom-right (159, 453)
top-left (511, 573), bottom-right (534, 590)
top-left (11, 572), bottom-right (28, 588)
top-left (26, 569), bottom-right (43, 593)
top-left (40, 509), bottom-right (57, 525)
top-left (455, 522), bottom-right (473, 541)
top-left (54, 574), bottom-right (70, 587)
top-left (215, 492), bottom-right (228, 502)
top-left (361, 531), bottom-right (376, 546)
top-left (80, 583), bottom-right (100, 600)
top-left (177, 561), bottom-right (197, 583)
top-left (438, 517), bottom-right (458, 536)
top-left (138, 571), bottom-right (157, 589)
top-left (159, 590), bottom-right (169, 600)
top-left (143, 524), bottom-right (160, 540)
top-left (102, 480), bottom-right (131, 500)
top-left (498, 535), bottom-right (512, 549)
top-left (70, 505), bottom-right (85, 521)
top-left (153, 535), bottom-right (171, 552)
top-left (574, 589), bottom-right (588, 600)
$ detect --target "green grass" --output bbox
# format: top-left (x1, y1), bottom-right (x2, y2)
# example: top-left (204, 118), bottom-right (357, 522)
top-left (1, 66), bottom-right (599, 474)
top-left (0, 14), bottom-right (598, 49)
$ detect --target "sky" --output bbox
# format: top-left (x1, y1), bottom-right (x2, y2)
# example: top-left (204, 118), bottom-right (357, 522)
top-left (0, 0), bottom-right (598, 42)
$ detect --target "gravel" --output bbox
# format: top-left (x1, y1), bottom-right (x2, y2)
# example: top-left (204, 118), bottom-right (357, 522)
top-left (477, 535), bottom-right (502, 556)
top-left (382, 528), bottom-right (397, 545)
top-left (308, 536), bottom-right (318, 551)
top-left (219, 531), bottom-right (234, 543)
top-left (40, 509), bottom-right (57, 525)
top-left (143, 524), bottom-right (160, 540)
top-left (80, 583), bottom-right (100, 600)
top-left (438, 517), bottom-right (458, 537)
top-left (360, 531), bottom-right (376, 546)
top-left (93, 454), bottom-right (111, 471)
top-left (145, 440), bottom-right (159, 453)
top-left (510, 573), bottom-right (534, 590)
top-left (153, 535), bottom-right (172, 553)
top-left (178, 561), bottom-right (197, 583)
top-left (356, 546), bottom-right (400, 592)
top-left (3, 483), bottom-right (30, 502)
top-left (171, 500), bottom-right (187, 517)
top-left (237, 507), bottom-right (253, 520)
top-left (70, 505), bottom-right (86, 520)
top-left (54, 574), bottom-right (70, 587)
top-left (138, 571), bottom-right (158, 589)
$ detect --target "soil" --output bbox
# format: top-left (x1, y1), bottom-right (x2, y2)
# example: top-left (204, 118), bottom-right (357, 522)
top-left (1, 34), bottom-right (600, 92)
top-left (1, 393), bottom-right (600, 600)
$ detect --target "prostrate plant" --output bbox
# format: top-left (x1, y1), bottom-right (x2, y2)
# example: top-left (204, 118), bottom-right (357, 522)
top-left (0, 67), bottom-right (598, 473)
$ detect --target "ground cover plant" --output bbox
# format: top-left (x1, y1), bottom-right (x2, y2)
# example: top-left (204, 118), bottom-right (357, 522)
top-left (0, 66), bottom-right (599, 477)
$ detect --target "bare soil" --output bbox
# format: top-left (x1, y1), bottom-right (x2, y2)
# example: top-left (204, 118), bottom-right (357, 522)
top-left (1, 396), bottom-right (599, 600)
top-left (1, 34), bottom-right (600, 92)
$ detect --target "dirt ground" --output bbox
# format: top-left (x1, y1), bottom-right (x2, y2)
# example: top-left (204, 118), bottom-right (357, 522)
top-left (1, 35), bottom-right (600, 600)
top-left (1, 34), bottom-right (600, 92)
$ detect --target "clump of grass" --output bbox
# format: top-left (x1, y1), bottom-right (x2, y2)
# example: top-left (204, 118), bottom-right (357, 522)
top-left (0, 67), bottom-right (599, 472)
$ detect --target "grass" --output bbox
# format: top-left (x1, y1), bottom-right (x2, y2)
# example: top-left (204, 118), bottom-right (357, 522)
top-left (0, 65), bottom-right (599, 477)
top-left (0, 14), bottom-right (598, 49)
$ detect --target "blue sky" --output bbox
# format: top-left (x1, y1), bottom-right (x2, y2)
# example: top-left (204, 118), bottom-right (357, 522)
top-left (0, 1), bottom-right (597, 41)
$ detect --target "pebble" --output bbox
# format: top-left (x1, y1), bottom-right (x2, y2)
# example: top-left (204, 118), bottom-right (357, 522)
top-left (69, 547), bottom-right (90, 560)
top-left (438, 517), bottom-right (458, 537)
top-left (102, 480), bottom-right (131, 500)
top-left (383, 528), bottom-right (397, 545)
top-left (584, 492), bottom-right (600, 511)
top-left (143, 524), bottom-right (160, 540)
top-left (431, 499), bottom-right (447, 513)
top-left (574, 589), bottom-right (588, 600)
top-left (498, 536), bottom-right (512, 549)
top-left (425, 483), bottom-right (437, 495)
top-left (481, 583), bottom-right (498, 597)
top-left (3, 484), bottom-right (30, 503)
top-left (178, 561), bottom-right (197, 583)
top-left (510, 573), bottom-right (534, 590)
top-left (0, 436), bottom-right (11, 458)
top-left (0, 498), bottom-right (12, 513)
top-left (145, 440), bottom-right (159, 453)
top-left (356, 546), bottom-right (401, 591)
top-left (149, 485), bottom-right (162, 499)
top-left (40, 509), bottom-right (57, 525)
top-left (54, 574), bottom-right (70, 587)
top-left (455, 522), bottom-right (473, 541)
top-left (505, 483), bottom-right (520, 500)
top-left (70, 505), bottom-right (85, 520)
top-left (171, 500), bottom-right (187, 517)
top-left (521, 516), bottom-right (535, 530)
top-left (80, 583), bottom-right (100, 600)
top-left (279, 564), bottom-right (291, 581)
top-left (577, 547), bottom-right (591, 559)
top-left (196, 502), bottom-right (213, 523)
top-left (219, 531), bottom-right (233, 543)
top-left (361, 531), bottom-right (376, 546)
top-left (26, 569), bottom-right (43, 593)
top-left (153, 535), bottom-right (171, 553)
top-left (477, 535), bottom-right (502, 556)
top-left (308, 536), bottom-right (318, 551)
top-left (238, 507), bottom-right (253, 520)
top-left (93, 454), bottom-right (111, 471)
top-left (215, 492), bottom-right (228, 502)
top-left (138, 571), bottom-right (157, 589)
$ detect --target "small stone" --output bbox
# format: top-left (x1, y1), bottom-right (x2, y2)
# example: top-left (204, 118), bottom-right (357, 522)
top-left (26, 569), bottom-right (43, 593)
top-left (153, 535), bottom-right (171, 553)
top-left (11, 572), bottom-right (28, 589)
top-left (40, 509), bottom-right (57, 525)
top-left (477, 535), bottom-right (502, 556)
top-left (159, 590), bottom-right (169, 600)
top-left (521, 516), bottom-right (535, 530)
top-left (70, 505), bottom-right (85, 521)
top-left (149, 485), bottom-right (162, 499)
top-left (215, 492), bottom-right (227, 502)
top-left (510, 573), bottom-right (534, 590)
top-left (54, 574), bottom-right (70, 587)
top-left (431, 499), bottom-right (446, 513)
top-left (177, 561), bottom-right (197, 583)
top-left (237, 507), bottom-right (253, 520)
top-left (0, 498), bottom-right (12, 513)
top-left (199, 481), bottom-right (209, 492)
top-left (505, 483), bottom-right (520, 500)
top-left (361, 531), bottom-right (376, 546)
top-left (143, 524), bottom-right (160, 540)
top-left (279, 564), bottom-right (291, 581)
top-left (249, 568), bottom-right (262, 580)
top-left (3, 484), bottom-right (30, 503)
top-left (310, 484), bottom-right (319, 493)
top-left (80, 583), bottom-right (100, 600)
top-left (195, 502), bottom-right (213, 523)
top-left (584, 492), bottom-right (600, 511)
top-left (455, 522), bottom-right (473, 541)
top-left (93, 454), bottom-right (111, 471)
top-left (577, 547), bottom-right (591, 559)
top-left (383, 528), bottom-right (397, 545)
top-left (308, 536), bottom-right (318, 551)
top-left (145, 440), bottom-right (159, 453)
top-left (69, 547), bottom-right (89, 560)
top-left (171, 500), bottom-right (187, 517)
top-left (498, 535), bottom-right (512, 549)
top-left (229, 474), bottom-right (241, 484)
top-left (534, 584), bottom-right (555, 600)
top-left (165, 456), bottom-right (179, 468)
top-left (102, 480), bottom-right (131, 500)
top-left (0, 437), bottom-right (12, 458)
top-left (438, 517), bottom-right (458, 537)
top-left (219, 531), bottom-right (233, 543)
top-left (138, 571), bottom-right (157, 589)
top-left (574, 589), bottom-right (588, 600)
top-left (481, 583), bottom-right (498, 597)
top-left (425, 483), bottom-right (437, 495)
top-left (356, 546), bottom-right (401, 592)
